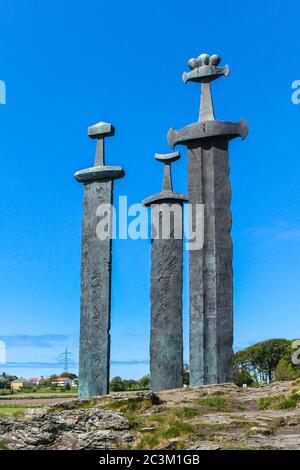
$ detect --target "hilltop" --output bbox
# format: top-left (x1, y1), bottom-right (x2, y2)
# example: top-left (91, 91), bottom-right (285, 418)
top-left (1, 380), bottom-right (300, 450)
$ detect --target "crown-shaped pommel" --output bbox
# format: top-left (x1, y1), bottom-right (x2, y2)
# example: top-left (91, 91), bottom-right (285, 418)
top-left (182, 53), bottom-right (229, 84)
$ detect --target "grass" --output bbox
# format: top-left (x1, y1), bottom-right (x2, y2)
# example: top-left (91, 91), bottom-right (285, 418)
top-left (112, 393), bottom-right (252, 449)
top-left (0, 442), bottom-right (8, 450)
top-left (133, 414), bottom-right (196, 450)
top-left (198, 395), bottom-right (228, 411)
top-left (210, 390), bottom-right (227, 396)
top-left (0, 406), bottom-right (26, 417)
top-left (173, 407), bottom-right (198, 419)
top-left (0, 390), bottom-right (13, 396)
top-left (258, 392), bottom-right (300, 410)
top-left (198, 394), bottom-right (246, 412)
top-left (105, 398), bottom-right (154, 414)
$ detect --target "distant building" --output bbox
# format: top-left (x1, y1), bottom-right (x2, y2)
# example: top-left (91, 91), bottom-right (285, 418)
top-left (51, 377), bottom-right (72, 387)
top-left (10, 379), bottom-right (34, 391)
top-left (29, 377), bottom-right (44, 386)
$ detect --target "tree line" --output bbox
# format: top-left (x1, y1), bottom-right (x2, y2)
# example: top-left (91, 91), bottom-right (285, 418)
top-left (233, 338), bottom-right (300, 386)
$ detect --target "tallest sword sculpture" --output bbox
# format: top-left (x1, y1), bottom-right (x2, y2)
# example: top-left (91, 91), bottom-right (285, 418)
top-left (168, 54), bottom-right (248, 386)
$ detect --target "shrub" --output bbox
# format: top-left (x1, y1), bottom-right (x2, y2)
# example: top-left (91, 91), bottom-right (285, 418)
top-left (198, 395), bottom-right (228, 411)
top-left (258, 393), bottom-right (300, 410)
top-left (274, 358), bottom-right (300, 382)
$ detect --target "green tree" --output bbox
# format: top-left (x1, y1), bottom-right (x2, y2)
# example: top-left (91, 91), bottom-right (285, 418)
top-left (234, 339), bottom-right (292, 383)
top-left (183, 364), bottom-right (189, 386)
top-left (110, 376), bottom-right (125, 392)
top-left (138, 375), bottom-right (150, 389)
top-left (60, 372), bottom-right (77, 380)
top-left (274, 358), bottom-right (300, 382)
top-left (0, 373), bottom-right (18, 389)
top-left (123, 379), bottom-right (139, 390)
top-left (233, 366), bottom-right (253, 387)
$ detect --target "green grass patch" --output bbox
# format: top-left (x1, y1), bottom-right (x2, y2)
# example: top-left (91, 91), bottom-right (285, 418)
top-left (258, 393), bottom-right (300, 410)
top-left (134, 414), bottom-right (196, 450)
top-left (0, 389), bottom-right (14, 396)
top-left (198, 394), bottom-right (245, 412)
top-left (0, 406), bottom-right (26, 418)
top-left (0, 442), bottom-right (8, 450)
top-left (198, 395), bottom-right (229, 411)
top-left (173, 407), bottom-right (198, 419)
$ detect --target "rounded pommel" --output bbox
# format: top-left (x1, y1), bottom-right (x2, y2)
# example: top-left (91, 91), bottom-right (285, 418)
top-left (88, 121), bottom-right (115, 139)
top-left (142, 150), bottom-right (187, 206)
top-left (182, 53), bottom-right (229, 84)
top-left (154, 152), bottom-right (181, 163)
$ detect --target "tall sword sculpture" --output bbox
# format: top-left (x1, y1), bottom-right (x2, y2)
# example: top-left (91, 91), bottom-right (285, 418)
top-left (143, 152), bottom-right (187, 392)
top-left (75, 121), bottom-right (125, 398)
top-left (168, 54), bottom-right (248, 386)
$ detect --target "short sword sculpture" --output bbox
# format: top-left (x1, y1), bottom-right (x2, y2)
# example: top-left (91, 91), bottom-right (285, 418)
top-left (143, 152), bottom-right (187, 392)
top-left (168, 54), bottom-right (248, 386)
top-left (75, 121), bottom-right (125, 398)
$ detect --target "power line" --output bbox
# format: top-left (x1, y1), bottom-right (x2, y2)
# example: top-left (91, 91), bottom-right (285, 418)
top-left (57, 348), bottom-right (74, 374)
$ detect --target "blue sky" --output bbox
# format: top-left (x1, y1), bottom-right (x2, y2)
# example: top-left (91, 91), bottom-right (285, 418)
top-left (0, 0), bottom-right (299, 379)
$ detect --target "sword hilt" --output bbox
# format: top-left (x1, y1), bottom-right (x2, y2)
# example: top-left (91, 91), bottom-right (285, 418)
top-left (143, 152), bottom-right (187, 206)
top-left (154, 152), bottom-right (180, 192)
top-left (88, 121), bottom-right (115, 166)
top-left (182, 53), bottom-right (229, 122)
top-left (74, 121), bottom-right (125, 183)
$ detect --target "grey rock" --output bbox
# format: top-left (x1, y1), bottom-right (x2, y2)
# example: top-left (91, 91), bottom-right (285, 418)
top-left (188, 441), bottom-right (221, 450)
top-left (140, 426), bottom-right (157, 433)
top-left (0, 404), bottom-right (132, 450)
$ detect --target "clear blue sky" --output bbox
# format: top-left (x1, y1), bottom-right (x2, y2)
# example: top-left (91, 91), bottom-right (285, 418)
top-left (0, 0), bottom-right (299, 379)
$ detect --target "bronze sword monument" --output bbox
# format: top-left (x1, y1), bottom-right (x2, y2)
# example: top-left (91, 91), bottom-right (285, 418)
top-left (75, 121), bottom-right (125, 398)
top-left (168, 54), bottom-right (248, 386)
top-left (143, 152), bottom-right (187, 391)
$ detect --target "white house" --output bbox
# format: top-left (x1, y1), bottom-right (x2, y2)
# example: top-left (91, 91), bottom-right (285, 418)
top-left (29, 377), bottom-right (44, 386)
top-left (51, 377), bottom-right (72, 387)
